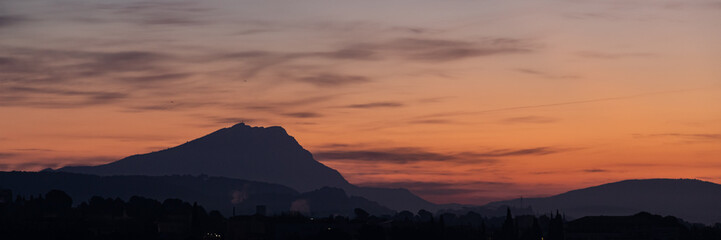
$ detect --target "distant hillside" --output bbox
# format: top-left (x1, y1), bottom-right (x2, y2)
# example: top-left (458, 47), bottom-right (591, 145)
top-left (58, 123), bottom-right (436, 212)
top-left (486, 179), bottom-right (721, 224)
top-left (0, 171), bottom-right (393, 217)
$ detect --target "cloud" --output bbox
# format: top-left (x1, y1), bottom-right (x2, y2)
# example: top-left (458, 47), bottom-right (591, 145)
top-left (0, 48), bottom-right (177, 92)
top-left (127, 101), bottom-right (214, 112)
top-left (514, 68), bottom-right (581, 79)
top-left (94, 1), bottom-right (210, 26)
top-left (222, 51), bottom-right (274, 59)
top-left (234, 28), bottom-right (275, 35)
top-left (0, 152), bottom-right (17, 158)
top-left (314, 49), bottom-right (378, 60)
top-left (217, 49), bottom-right (377, 80)
top-left (355, 37), bottom-right (535, 62)
top-left (315, 146), bottom-right (560, 164)
top-left (224, 94), bottom-right (340, 114)
top-left (416, 88), bottom-right (697, 119)
top-left (0, 47), bottom-right (206, 109)
top-left (0, 86), bottom-right (128, 108)
top-left (583, 168), bottom-right (609, 173)
top-left (469, 147), bottom-right (560, 157)
top-left (208, 117), bottom-right (263, 124)
top-left (215, 36), bottom-right (533, 81)
top-left (388, 26), bottom-right (432, 34)
top-left (344, 102), bottom-right (404, 108)
top-left (11, 148), bottom-right (55, 152)
top-left (576, 51), bottom-right (656, 59)
top-left (315, 147), bottom-right (458, 163)
top-left (501, 116), bottom-right (557, 124)
top-left (7, 86), bottom-right (126, 101)
top-left (633, 133), bottom-right (721, 142)
top-left (408, 119), bottom-right (454, 124)
top-left (0, 15), bottom-right (28, 28)
top-left (211, 36), bottom-right (530, 82)
top-left (118, 73), bottom-right (192, 84)
top-left (84, 51), bottom-right (170, 72)
top-left (282, 112), bottom-right (323, 118)
top-left (296, 74), bottom-right (371, 87)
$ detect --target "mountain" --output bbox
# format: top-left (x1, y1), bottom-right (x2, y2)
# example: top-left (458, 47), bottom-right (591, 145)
top-left (58, 123), bottom-right (436, 212)
top-left (486, 179), bottom-right (721, 224)
top-left (60, 123), bottom-right (348, 192)
top-left (0, 171), bottom-right (393, 216)
top-left (0, 171), bottom-right (296, 216)
top-left (293, 187), bottom-right (395, 216)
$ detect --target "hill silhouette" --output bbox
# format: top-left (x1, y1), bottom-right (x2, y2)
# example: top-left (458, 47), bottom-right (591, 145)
top-left (486, 178), bottom-right (721, 224)
top-left (58, 123), bottom-right (435, 211)
top-left (0, 171), bottom-right (393, 216)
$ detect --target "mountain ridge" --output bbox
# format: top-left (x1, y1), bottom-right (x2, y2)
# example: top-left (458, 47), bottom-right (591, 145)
top-left (0, 171), bottom-right (395, 216)
top-left (58, 123), bottom-right (436, 212)
top-left (485, 178), bottom-right (721, 224)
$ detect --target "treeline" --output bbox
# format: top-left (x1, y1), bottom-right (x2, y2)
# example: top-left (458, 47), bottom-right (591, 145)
top-left (2, 189), bottom-right (721, 240)
top-left (0, 189), bottom-right (224, 240)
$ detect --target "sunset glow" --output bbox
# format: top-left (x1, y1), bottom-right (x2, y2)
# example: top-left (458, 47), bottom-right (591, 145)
top-left (1, 0), bottom-right (720, 204)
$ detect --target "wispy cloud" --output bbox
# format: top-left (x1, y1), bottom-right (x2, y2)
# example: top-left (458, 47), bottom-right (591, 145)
top-left (315, 146), bottom-right (561, 164)
top-left (0, 152), bottom-right (18, 159)
top-left (316, 147), bottom-right (461, 163)
top-left (344, 102), bottom-right (404, 109)
top-left (0, 86), bottom-right (128, 108)
top-left (415, 88), bottom-right (700, 120)
top-left (118, 73), bottom-right (192, 84)
top-left (633, 133), bottom-right (721, 142)
top-left (514, 68), bottom-right (581, 79)
top-left (296, 74), bottom-right (370, 87)
top-left (501, 116), bottom-right (557, 124)
top-left (127, 101), bottom-right (214, 112)
top-left (82, 51), bottom-right (171, 73)
top-left (0, 15), bottom-right (28, 28)
top-left (282, 112), bottom-right (323, 118)
top-left (349, 37), bottom-right (535, 62)
top-left (576, 51), bottom-right (656, 59)
top-left (408, 119), bottom-right (454, 125)
top-left (93, 1), bottom-right (211, 26)
top-left (208, 117), bottom-right (263, 125)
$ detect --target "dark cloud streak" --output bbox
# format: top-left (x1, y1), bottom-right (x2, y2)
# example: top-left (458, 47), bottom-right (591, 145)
top-left (315, 146), bottom-right (561, 164)
top-left (576, 51), bottom-right (656, 59)
top-left (296, 74), bottom-right (370, 87)
top-left (282, 112), bottom-right (323, 118)
top-left (344, 102), bottom-right (404, 108)
top-left (633, 133), bottom-right (721, 142)
top-left (501, 116), bottom-right (557, 124)
top-left (0, 15), bottom-right (28, 28)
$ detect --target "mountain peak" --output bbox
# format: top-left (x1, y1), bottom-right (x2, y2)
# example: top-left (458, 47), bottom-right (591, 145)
top-left (59, 123), bottom-right (348, 192)
top-left (230, 122), bottom-right (251, 128)
top-left (224, 122), bottom-right (288, 136)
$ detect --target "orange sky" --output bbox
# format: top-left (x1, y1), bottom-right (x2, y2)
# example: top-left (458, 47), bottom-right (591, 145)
top-left (1, 0), bottom-right (720, 204)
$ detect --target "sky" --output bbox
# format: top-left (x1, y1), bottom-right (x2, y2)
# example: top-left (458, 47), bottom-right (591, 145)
top-left (1, 0), bottom-right (720, 204)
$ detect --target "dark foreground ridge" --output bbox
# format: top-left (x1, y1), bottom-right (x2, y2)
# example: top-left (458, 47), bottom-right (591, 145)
top-left (2, 189), bottom-right (721, 240)
top-left (486, 178), bottom-right (721, 224)
top-left (0, 171), bottom-right (392, 217)
top-left (58, 123), bottom-right (436, 212)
